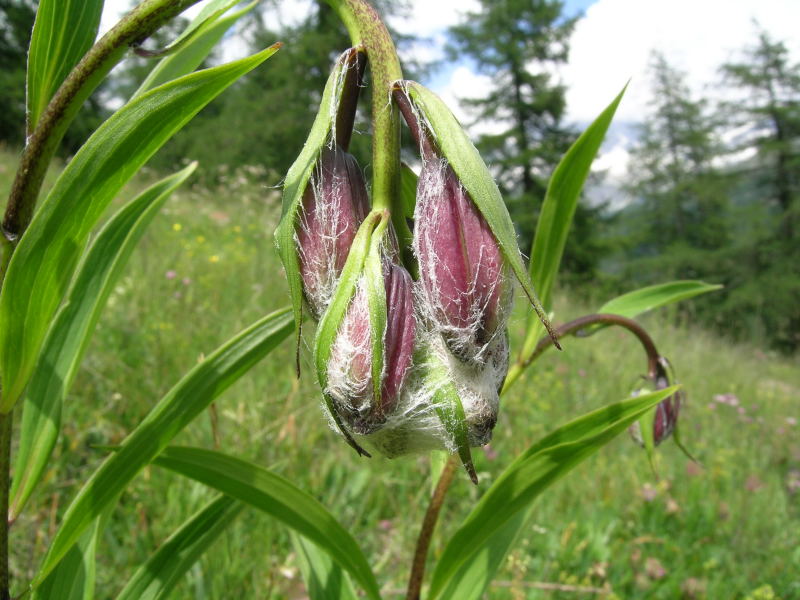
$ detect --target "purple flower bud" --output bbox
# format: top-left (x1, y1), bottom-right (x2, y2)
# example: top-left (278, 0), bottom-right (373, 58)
top-left (296, 146), bottom-right (369, 318)
top-left (327, 260), bottom-right (416, 434)
top-left (414, 158), bottom-right (512, 361)
top-left (630, 357), bottom-right (682, 446)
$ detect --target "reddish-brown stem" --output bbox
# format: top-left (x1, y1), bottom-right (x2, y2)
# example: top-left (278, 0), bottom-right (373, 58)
top-left (405, 455), bottom-right (458, 600)
top-left (524, 312), bottom-right (661, 379)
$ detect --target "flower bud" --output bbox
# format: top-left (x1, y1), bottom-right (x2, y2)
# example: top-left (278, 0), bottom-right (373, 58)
top-left (630, 357), bottom-right (682, 447)
top-left (326, 258), bottom-right (416, 434)
top-left (414, 157), bottom-right (513, 362)
top-left (296, 146), bottom-right (369, 318)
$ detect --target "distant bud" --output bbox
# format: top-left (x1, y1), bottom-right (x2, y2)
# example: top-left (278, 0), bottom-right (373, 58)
top-left (326, 259), bottom-right (416, 434)
top-left (630, 357), bottom-right (682, 446)
top-left (414, 157), bottom-right (512, 362)
top-left (296, 146), bottom-right (369, 319)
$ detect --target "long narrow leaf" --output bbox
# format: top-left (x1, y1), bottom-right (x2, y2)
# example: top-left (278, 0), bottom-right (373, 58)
top-left (0, 44), bottom-right (280, 411)
top-left (429, 387), bottom-right (677, 599)
top-left (32, 308), bottom-right (294, 587)
top-left (133, 0), bottom-right (257, 99)
top-left (519, 86), bottom-right (626, 359)
top-left (10, 165), bottom-right (196, 521)
top-left (32, 503), bottom-right (114, 600)
top-left (26, 0), bottom-right (104, 131)
top-left (598, 280), bottom-right (723, 319)
top-left (291, 532), bottom-right (359, 600)
top-left (152, 446), bottom-right (381, 600)
top-left (116, 495), bottom-right (244, 600)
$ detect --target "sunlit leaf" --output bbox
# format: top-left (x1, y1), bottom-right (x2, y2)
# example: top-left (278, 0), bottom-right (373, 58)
top-left (26, 0), bottom-right (104, 131)
top-left (429, 387), bottom-right (678, 599)
top-left (31, 308), bottom-right (293, 587)
top-left (153, 447), bottom-right (381, 600)
top-left (10, 165), bottom-right (196, 521)
top-left (132, 0), bottom-right (258, 98)
top-left (0, 45), bottom-right (280, 411)
top-left (598, 280), bottom-right (723, 319)
top-left (519, 85), bottom-right (626, 360)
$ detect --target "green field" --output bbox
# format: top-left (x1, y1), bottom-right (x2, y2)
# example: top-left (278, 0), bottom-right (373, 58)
top-left (1, 147), bottom-right (798, 599)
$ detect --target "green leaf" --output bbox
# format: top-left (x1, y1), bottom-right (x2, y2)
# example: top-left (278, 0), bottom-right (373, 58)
top-left (403, 82), bottom-right (548, 322)
top-left (429, 387), bottom-right (678, 599)
top-left (519, 85), bottom-right (626, 359)
top-left (116, 495), bottom-right (244, 600)
top-left (32, 308), bottom-right (294, 588)
top-left (26, 0), bottom-right (104, 131)
top-left (132, 0), bottom-right (258, 99)
top-left (153, 447), bottom-right (381, 600)
top-left (291, 532), bottom-right (359, 600)
top-left (9, 165), bottom-right (196, 522)
top-left (33, 504), bottom-right (114, 600)
top-left (598, 280), bottom-right (723, 319)
top-left (0, 45), bottom-right (280, 411)
top-left (275, 47), bottom-right (363, 368)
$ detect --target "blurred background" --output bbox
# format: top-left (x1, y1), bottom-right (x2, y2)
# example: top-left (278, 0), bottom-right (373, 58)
top-left (1, 0), bottom-right (798, 598)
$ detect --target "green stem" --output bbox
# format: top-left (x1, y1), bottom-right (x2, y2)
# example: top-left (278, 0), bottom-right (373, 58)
top-left (0, 410), bottom-right (11, 600)
top-left (324, 0), bottom-right (411, 246)
top-left (503, 313), bottom-right (661, 393)
top-left (3, 0), bottom-right (203, 244)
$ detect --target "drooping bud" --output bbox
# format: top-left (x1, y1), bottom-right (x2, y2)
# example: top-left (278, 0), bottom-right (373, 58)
top-left (393, 81), bottom-right (558, 360)
top-left (315, 211), bottom-right (416, 440)
top-left (630, 357), bottom-right (683, 447)
top-left (326, 260), bottom-right (416, 433)
top-left (296, 146), bottom-right (369, 318)
top-left (275, 47), bottom-right (366, 371)
top-left (414, 157), bottom-right (513, 361)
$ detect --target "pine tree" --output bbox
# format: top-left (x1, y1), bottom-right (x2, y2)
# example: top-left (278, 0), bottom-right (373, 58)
top-left (447, 0), bottom-right (583, 258)
top-left (624, 51), bottom-right (730, 278)
top-left (721, 29), bottom-right (800, 242)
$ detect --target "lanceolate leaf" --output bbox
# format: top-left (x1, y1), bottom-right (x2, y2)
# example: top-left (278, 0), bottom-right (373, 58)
top-left (9, 165), bottom-right (196, 521)
top-left (598, 280), bottom-right (723, 319)
top-left (153, 447), bottom-right (381, 600)
top-left (32, 308), bottom-right (294, 587)
top-left (520, 85), bottom-right (626, 360)
top-left (132, 0), bottom-right (258, 99)
top-left (26, 0), bottom-right (104, 132)
top-left (116, 495), bottom-right (244, 600)
top-left (0, 45), bottom-right (280, 411)
top-left (291, 532), bottom-right (359, 600)
top-left (428, 387), bottom-right (678, 599)
top-left (33, 504), bottom-right (114, 600)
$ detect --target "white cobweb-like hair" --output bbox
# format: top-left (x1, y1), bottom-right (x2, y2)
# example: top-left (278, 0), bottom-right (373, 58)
top-left (413, 157), bottom-right (514, 365)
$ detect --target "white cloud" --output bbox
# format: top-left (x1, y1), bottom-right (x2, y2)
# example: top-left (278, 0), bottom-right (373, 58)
top-left (563, 0), bottom-right (800, 124)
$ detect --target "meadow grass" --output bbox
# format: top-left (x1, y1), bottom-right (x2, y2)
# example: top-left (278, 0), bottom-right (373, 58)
top-left (1, 147), bottom-right (798, 599)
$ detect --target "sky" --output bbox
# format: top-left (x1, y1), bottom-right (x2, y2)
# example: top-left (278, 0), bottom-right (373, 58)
top-left (100, 0), bottom-right (800, 180)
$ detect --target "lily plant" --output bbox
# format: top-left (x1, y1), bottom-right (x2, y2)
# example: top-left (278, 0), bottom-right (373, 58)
top-left (0, 1), bottom-right (719, 598)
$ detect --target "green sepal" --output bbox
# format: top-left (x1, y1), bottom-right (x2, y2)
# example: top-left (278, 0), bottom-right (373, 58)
top-left (313, 210), bottom-right (388, 456)
top-left (364, 217), bottom-right (390, 416)
top-left (399, 162), bottom-right (418, 220)
top-left (401, 82), bottom-right (558, 346)
top-left (275, 47), bottom-right (365, 374)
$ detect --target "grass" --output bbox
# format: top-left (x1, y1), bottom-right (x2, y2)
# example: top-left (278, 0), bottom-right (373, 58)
top-left (2, 146), bottom-right (798, 599)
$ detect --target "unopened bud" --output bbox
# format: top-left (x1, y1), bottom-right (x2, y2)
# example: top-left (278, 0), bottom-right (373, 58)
top-left (296, 146), bottom-right (369, 318)
top-left (326, 259), bottom-right (416, 434)
top-left (415, 158), bottom-right (512, 362)
top-left (630, 357), bottom-right (682, 447)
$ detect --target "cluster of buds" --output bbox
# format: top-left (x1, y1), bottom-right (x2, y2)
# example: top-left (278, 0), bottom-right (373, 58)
top-left (276, 48), bottom-right (555, 479)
